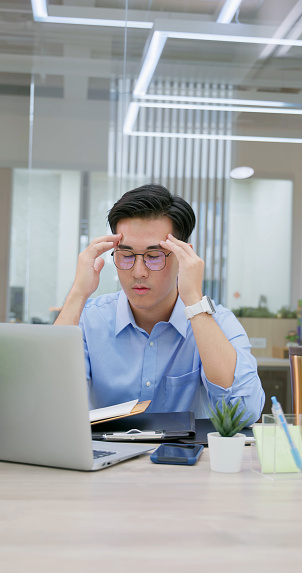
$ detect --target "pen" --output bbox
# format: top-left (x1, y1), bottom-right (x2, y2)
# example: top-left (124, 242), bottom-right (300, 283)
top-left (100, 430), bottom-right (164, 441)
top-left (271, 396), bottom-right (302, 471)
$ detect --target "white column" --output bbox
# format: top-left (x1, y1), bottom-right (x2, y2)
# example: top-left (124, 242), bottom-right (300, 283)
top-left (56, 171), bottom-right (81, 307)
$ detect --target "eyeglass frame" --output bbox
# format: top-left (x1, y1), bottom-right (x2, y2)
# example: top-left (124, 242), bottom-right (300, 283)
top-left (111, 249), bottom-right (172, 271)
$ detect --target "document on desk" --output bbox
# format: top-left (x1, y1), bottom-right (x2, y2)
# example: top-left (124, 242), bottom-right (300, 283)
top-left (89, 399), bottom-right (151, 425)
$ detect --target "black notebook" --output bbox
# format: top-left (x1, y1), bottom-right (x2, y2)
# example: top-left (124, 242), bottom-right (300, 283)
top-left (92, 411), bottom-right (196, 442)
top-left (92, 415), bottom-right (254, 444)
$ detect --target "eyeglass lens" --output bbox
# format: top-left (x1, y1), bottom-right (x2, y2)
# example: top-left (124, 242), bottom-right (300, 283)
top-left (113, 250), bottom-right (166, 270)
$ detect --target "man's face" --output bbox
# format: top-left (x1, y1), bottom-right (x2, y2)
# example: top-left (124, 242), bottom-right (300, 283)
top-left (115, 217), bottom-right (179, 317)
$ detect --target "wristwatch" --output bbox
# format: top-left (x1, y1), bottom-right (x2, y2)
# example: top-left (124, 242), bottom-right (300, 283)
top-left (184, 296), bottom-right (216, 320)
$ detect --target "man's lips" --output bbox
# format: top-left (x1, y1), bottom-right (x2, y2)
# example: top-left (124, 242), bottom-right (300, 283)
top-left (132, 285), bottom-right (150, 293)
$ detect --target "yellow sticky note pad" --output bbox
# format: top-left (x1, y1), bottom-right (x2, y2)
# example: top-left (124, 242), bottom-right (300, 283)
top-left (253, 424), bottom-right (302, 473)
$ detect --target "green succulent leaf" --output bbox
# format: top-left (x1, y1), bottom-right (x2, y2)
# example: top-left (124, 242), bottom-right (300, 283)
top-left (215, 403), bottom-right (224, 423)
top-left (223, 409), bottom-right (232, 434)
top-left (208, 398), bottom-right (253, 437)
top-left (232, 409), bottom-right (246, 427)
top-left (229, 400), bottom-right (240, 420)
top-left (233, 414), bottom-right (254, 434)
top-left (210, 417), bottom-right (224, 435)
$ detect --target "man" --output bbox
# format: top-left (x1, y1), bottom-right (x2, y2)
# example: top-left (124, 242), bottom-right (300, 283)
top-left (55, 184), bottom-right (264, 421)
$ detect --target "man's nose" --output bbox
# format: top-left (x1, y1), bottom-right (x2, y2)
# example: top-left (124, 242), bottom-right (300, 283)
top-left (131, 255), bottom-right (149, 277)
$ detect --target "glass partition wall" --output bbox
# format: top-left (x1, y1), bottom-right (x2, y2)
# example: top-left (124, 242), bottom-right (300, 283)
top-left (2, 1), bottom-right (302, 323)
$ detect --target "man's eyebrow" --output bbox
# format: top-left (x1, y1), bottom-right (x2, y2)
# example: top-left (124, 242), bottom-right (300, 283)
top-left (117, 244), bottom-right (132, 250)
top-left (118, 243), bottom-right (163, 250)
top-left (147, 244), bottom-right (162, 250)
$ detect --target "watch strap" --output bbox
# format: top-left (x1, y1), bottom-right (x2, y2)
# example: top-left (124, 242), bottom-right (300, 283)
top-left (184, 296), bottom-right (216, 320)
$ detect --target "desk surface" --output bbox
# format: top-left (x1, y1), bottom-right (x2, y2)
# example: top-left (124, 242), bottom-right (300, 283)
top-left (256, 357), bottom-right (290, 367)
top-left (1, 447), bottom-right (302, 573)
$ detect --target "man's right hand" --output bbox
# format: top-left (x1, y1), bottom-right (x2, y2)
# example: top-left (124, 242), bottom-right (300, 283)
top-left (54, 233), bottom-right (121, 325)
top-left (71, 234), bottom-right (122, 299)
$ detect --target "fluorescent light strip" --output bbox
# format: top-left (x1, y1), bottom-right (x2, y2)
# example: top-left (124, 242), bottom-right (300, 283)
top-left (165, 30), bottom-right (302, 47)
top-left (136, 94), bottom-right (296, 108)
top-left (277, 16), bottom-right (302, 57)
top-left (31, 0), bottom-right (302, 42)
top-left (137, 102), bottom-right (302, 114)
top-left (259, 0), bottom-right (302, 60)
top-left (123, 102), bottom-right (140, 134)
top-left (31, 0), bottom-right (153, 28)
top-left (123, 98), bottom-right (302, 135)
top-left (40, 16), bottom-right (153, 29)
top-left (133, 32), bottom-right (167, 97)
top-left (216, 0), bottom-right (243, 24)
top-left (126, 131), bottom-right (302, 144)
top-left (31, 0), bottom-right (47, 19)
top-left (133, 28), bottom-right (302, 98)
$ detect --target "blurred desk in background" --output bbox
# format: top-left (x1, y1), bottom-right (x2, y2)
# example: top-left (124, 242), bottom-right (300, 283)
top-left (49, 307), bottom-right (62, 323)
top-left (257, 357), bottom-right (291, 414)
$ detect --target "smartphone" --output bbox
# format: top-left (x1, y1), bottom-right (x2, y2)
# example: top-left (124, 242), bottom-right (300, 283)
top-left (150, 443), bottom-right (204, 465)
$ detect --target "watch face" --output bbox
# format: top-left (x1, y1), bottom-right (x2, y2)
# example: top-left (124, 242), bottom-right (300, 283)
top-left (206, 297), bottom-right (215, 313)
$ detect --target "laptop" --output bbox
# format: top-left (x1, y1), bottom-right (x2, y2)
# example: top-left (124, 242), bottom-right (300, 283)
top-left (0, 323), bottom-right (153, 471)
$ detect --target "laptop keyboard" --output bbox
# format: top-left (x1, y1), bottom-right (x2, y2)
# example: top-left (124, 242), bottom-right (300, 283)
top-left (93, 449), bottom-right (116, 459)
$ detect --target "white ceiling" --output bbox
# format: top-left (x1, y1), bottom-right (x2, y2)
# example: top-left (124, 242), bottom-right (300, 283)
top-left (0, 1), bottom-right (302, 140)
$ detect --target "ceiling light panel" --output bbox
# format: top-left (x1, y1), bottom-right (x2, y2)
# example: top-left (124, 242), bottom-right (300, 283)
top-left (30, 1), bottom-right (302, 148)
top-left (131, 19), bottom-right (302, 98)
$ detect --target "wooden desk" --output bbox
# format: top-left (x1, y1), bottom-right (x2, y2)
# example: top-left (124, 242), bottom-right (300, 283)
top-left (1, 448), bottom-right (302, 572)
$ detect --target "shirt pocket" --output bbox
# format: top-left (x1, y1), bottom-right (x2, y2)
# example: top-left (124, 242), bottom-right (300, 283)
top-left (162, 367), bottom-right (201, 412)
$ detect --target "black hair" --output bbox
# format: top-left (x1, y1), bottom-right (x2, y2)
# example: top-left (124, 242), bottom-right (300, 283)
top-left (107, 184), bottom-right (195, 242)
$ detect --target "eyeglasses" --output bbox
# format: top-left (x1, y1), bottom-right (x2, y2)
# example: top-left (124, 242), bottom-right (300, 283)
top-left (111, 249), bottom-right (172, 271)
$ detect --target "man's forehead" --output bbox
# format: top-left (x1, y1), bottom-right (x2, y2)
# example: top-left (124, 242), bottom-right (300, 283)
top-left (116, 216), bottom-right (173, 233)
top-left (116, 216), bottom-right (172, 249)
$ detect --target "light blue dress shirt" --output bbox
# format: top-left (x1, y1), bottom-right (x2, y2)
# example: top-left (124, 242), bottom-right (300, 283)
top-left (79, 290), bottom-right (265, 423)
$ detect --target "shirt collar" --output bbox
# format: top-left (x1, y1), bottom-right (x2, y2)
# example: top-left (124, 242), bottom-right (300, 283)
top-left (115, 290), bottom-right (136, 336)
top-left (115, 290), bottom-right (188, 338)
top-left (168, 295), bottom-right (188, 338)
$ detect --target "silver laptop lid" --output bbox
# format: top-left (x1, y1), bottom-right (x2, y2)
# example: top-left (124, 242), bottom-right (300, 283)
top-left (0, 323), bottom-right (94, 470)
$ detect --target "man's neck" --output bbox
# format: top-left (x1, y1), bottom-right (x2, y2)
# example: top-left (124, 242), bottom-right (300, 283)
top-left (130, 290), bottom-right (178, 335)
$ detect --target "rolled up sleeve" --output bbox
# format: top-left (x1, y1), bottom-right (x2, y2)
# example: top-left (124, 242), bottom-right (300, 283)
top-left (202, 307), bottom-right (265, 424)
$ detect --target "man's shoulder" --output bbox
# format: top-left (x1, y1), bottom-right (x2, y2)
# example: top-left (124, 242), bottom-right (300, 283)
top-left (84, 291), bottom-right (120, 312)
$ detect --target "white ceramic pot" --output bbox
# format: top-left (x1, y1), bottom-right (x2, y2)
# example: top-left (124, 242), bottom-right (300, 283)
top-left (207, 432), bottom-right (246, 473)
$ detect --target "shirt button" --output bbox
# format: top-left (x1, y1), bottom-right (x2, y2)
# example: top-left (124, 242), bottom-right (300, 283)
top-left (149, 341), bottom-right (154, 347)
top-left (146, 381), bottom-right (151, 387)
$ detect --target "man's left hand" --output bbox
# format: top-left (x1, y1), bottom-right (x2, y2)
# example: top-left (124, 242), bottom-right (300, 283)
top-left (160, 234), bottom-right (204, 306)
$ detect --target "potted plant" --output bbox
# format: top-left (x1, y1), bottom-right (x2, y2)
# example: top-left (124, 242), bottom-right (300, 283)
top-left (285, 330), bottom-right (300, 347)
top-left (207, 399), bottom-right (253, 473)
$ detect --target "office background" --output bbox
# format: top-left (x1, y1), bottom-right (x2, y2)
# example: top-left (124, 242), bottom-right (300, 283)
top-left (0, 1), bottom-right (301, 331)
